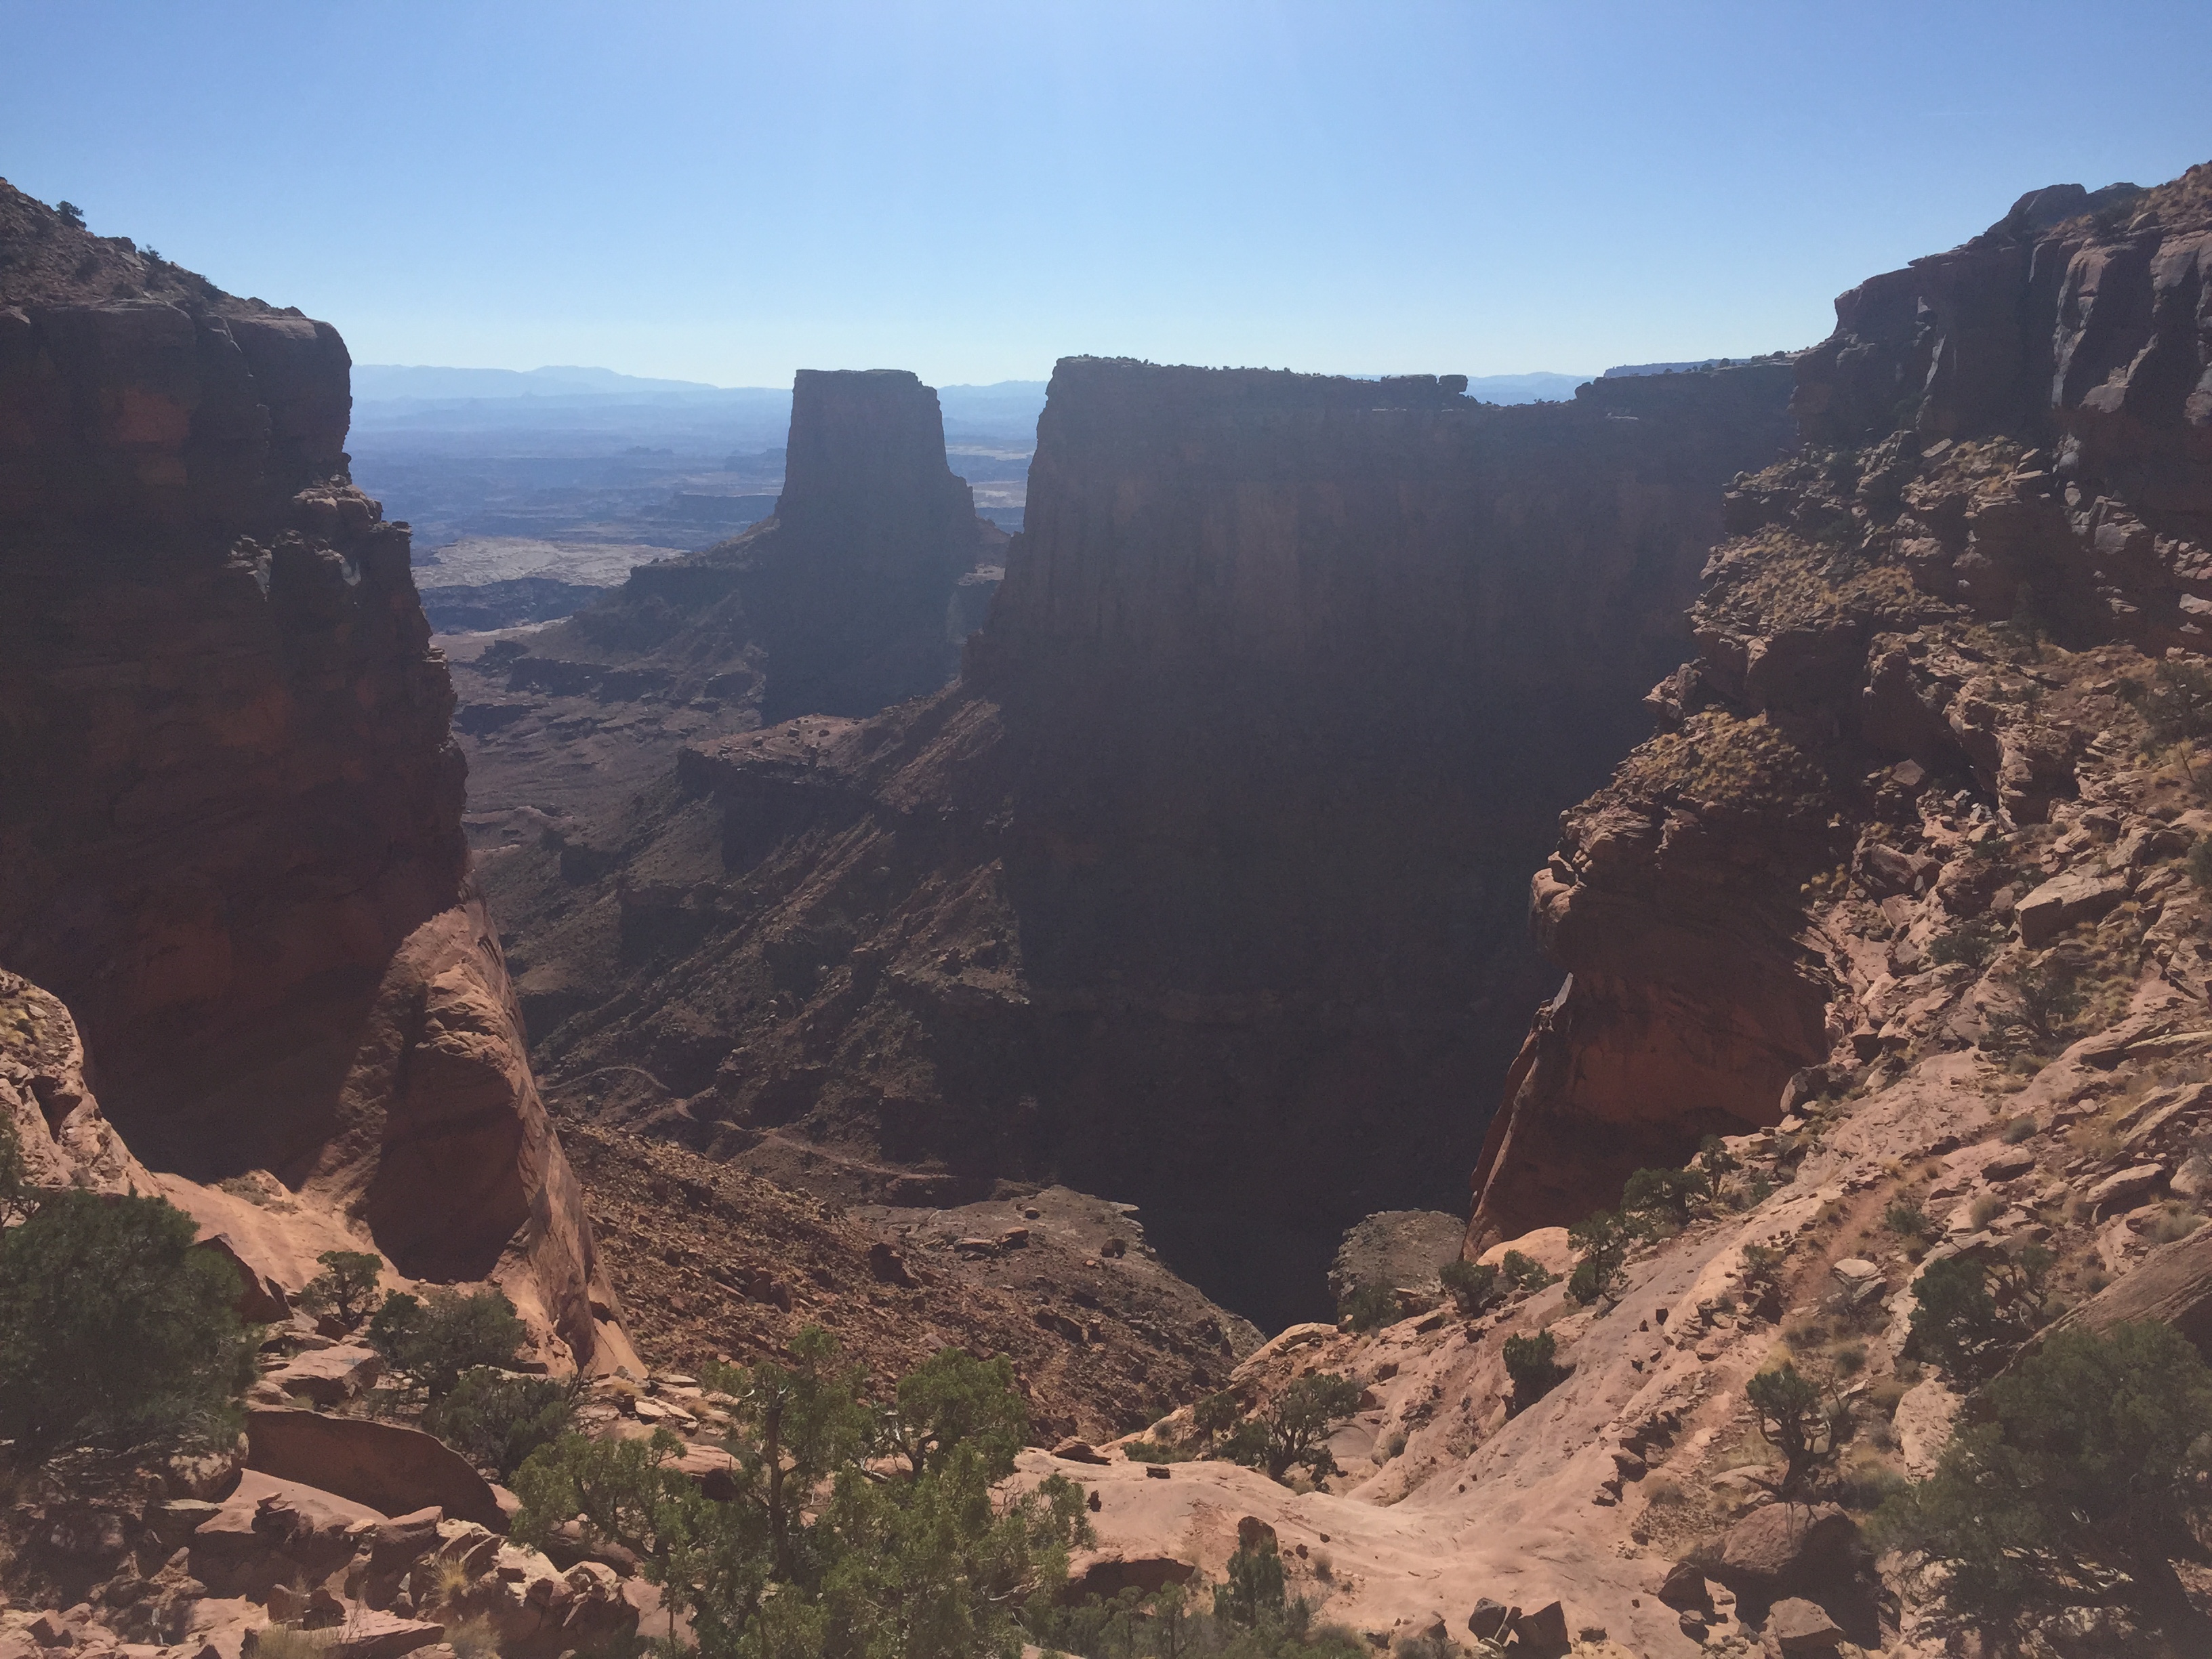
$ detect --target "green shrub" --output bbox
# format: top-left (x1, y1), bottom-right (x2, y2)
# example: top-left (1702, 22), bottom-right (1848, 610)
top-left (2189, 838), bottom-right (2212, 893)
top-left (1696, 1134), bottom-right (1740, 1178)
top-left (516, 1328), bottom-right (1092, 1658)
top-left (1622, 1166), bottom-right (1708, 1224)
top-left (1214, 1536), bottom-right (1286, 1627)
top-left (2121, 660), bottom-right (2212, 747)
top-left (1498, 1250), bottom-right (1557, 1294)
top-left (296, 1249), bottom-right (384, 1329)
top-left (1336, 1283), bottom-right (1398, 1333)
top-left (366, 1286), bottom-right (527, 1399)
top-left (1566, 1211), bottom-right (1630, 1305)
top-left (0, 1190), bottom-right (255, 1459)
top-left (1907, 1246), bottom-right (2052, 1385)
top-left (0, 1108), bottom-right (28, 1224)
top-left (424, 1368), bottom-right (579, 1479)
top-left (1884, 1198), bottom-right (1934, 1241)
top-left (1501, 1331), bottom-right (1563, 1410)
top-left (2001, 1115), bottom-right (2040, 1145)
top-left (1877, 1322), bottom-right (2212, 1631)
top-left (1746, 1363), bottom-right (1839, 1495)
top-left (54, 200), bottom-right (85, 229)
top-left (1438, 1258), bottom-right (1497, 1314)
top-left (1740, 1242), bottom-right (1788, 1305)
top-left (1193, 1389), bottom-right (1241, 1446)
top-left (1120, 1435), bottom-right (1191, 1465)
top-left (1223, 1373), bottom-right (1363, 1486)
top-left (1929, 918), bottom-right (2006, 970)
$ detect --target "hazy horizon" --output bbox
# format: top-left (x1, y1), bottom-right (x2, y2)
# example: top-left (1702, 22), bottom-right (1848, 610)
top-left (3, 1), bottom-right (2207, 385)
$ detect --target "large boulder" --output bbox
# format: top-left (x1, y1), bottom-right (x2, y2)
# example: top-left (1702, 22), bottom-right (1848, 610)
top-left (1713, 1502), bottom-right (1862, 1599)
top-left (262, 1345), bottom-right (385, 1407)
top-left (2015, 869), bottom-right (2127, 947)
top-left (190, 1470), bottom-right (385, 1597)
top-left (245, 1409), bottom-right (506, 1531)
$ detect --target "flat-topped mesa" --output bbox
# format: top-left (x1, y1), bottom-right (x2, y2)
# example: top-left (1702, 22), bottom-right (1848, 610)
top-left (499, 367), bottom-right (1000, 740)
top-left (977, 358), bottom-right (1798, 699)
top-left (0, 179), bottom-right (630, 1372)
top-left (778, 367), bottom-right (977, 531)
top-left (1467, 161), bottom-right (2212, 1253)
top-left (522, 353), bottom-right (1795, 1323)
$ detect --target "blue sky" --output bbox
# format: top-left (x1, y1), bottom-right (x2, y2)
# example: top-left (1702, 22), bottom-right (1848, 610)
top-left (3, 1), bottom-right (2207, 386)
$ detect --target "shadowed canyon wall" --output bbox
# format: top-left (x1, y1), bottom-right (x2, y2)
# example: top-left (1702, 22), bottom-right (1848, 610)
top-left (0, 181), bottom-right (627, 1370)
top-left (495, 356), bottom-right (1795, 1324)
top-left (1469, 163), bottom-right (2212, 1251)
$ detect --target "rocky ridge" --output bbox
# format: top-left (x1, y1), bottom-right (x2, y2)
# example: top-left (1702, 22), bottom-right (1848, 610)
top-left (484, 355), bottom-right (1797, 1325)
top-left (0, 178), bottom-right (627, 1372)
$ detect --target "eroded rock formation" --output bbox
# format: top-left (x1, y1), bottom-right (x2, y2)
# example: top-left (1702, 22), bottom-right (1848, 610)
top-left (444, 369), bottom-right (1006, 846)
top-left (487, 356), bottom-right (1795, 1322)
top-left (1470, 161), bottom-right (2212, 1250)
top-left (0, 180), bottom-right (628, 1370)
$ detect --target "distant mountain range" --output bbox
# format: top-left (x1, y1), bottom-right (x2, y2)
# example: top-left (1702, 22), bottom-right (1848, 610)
top-left (354, 365), bottom-right (1603, 412)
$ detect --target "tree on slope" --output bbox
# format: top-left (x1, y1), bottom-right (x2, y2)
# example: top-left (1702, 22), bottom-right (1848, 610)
top-left (1878, 1321), bottom-right (2212, 1639)
top-left (0, 1186), bottom-right (255, 1460)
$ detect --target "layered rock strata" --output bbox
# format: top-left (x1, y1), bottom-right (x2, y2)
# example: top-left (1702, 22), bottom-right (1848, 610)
top-left (487, 356), bottom-right (1795, 1322)
top-left (445, 369), bottom-right (1005, 848)
top-left (0, 180), bottom-right (628, 1370)
top-left (1470, 161), bottom-right (2212, 1248)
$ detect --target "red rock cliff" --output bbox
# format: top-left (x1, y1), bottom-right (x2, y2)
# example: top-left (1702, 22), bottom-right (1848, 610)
top-left (0, 180), bottom-right (629, 1370)
top-left (1469, 162), bottom-right (2212, 1250)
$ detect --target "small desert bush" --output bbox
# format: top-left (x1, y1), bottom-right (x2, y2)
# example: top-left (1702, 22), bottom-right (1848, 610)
top-left (1439, 1258), bottom-right (1497, 1314)
top-left (1336, 1284), bottom-right (1397, 1334)
top-left (1502, 1332), bottom-right (1563, 1408)
top-left (0, 1187), bottom-right (256, 1460)
top-left (1885, 1199), bottom-right (1933, 1240)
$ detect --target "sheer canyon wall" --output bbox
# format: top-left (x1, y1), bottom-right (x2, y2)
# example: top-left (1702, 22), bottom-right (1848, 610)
top-left (0, 181), bottom-right (628, 1370)
top-left (494, 356), bottom-right (1795, 1323)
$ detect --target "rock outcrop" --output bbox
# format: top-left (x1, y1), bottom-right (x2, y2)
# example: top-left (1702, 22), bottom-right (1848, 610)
top-left (487, 356), bottom-right (1795, 1322)
top-left (0, 180), bottom-right (627, 1370)
top-left (443, 369), bottom-right (1006, 848)
top-left (1470, 163), bottom-right (2212, 1248)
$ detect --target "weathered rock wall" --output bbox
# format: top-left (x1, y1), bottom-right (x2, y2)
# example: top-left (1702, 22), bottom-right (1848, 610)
top-left (0, 180), bottom-right (628, 1370)
top-left (1469, 162), bottom-right (2212, 1251)
top-left (504, 356), bottom-right (1796, 1323)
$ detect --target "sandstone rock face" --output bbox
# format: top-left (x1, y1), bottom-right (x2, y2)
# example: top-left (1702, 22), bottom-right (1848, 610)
top-left (243, 1409), bottom-right (506, 1531)
top-left (1469, 162), bottom-right (2212, 1251)
top-left (495, 356), bottom-right (1794, 1320)
top-left (0, 180), bottom-right (626, 1372)
top-left (0, 968), bottom-right (153, 1198)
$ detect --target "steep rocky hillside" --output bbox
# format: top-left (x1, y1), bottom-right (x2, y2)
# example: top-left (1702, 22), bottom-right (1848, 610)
top-left (483, 357), bottom-right (1796, 1324)
top-left (446, 369), bottom-right (1006, 848)
top-left (1470, 161), bottom-right (2212, 1250)
top-left (0, 179), bottom-right (626, 1370)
